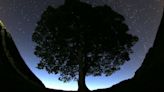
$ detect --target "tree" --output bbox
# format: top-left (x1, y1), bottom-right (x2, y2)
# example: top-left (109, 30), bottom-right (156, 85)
top-left (32, 0), bottom-right (138, 92)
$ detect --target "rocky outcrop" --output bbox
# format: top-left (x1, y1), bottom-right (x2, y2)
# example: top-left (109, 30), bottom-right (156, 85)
top-left (0, 21), bottom-right (47, 91)
top-left (94, 10), bottom-right (164, 92)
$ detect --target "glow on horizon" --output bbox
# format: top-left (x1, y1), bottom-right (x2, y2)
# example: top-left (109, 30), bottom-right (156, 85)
top-left (25, 54), bottom-right (135, 91)
top-left (32, 68), bottom-right (132, 91)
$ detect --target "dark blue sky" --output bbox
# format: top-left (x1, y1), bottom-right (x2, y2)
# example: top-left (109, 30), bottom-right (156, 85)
top-left (0, 0), bottom-right (163, 91)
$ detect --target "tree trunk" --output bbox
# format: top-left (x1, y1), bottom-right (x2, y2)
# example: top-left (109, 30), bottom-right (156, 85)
top-left (78, 69), bottom-right (90, 92)
top-left (77, 47), bottom-right (90, 92)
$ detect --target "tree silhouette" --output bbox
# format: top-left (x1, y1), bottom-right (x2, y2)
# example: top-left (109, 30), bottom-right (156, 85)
top-left (32, 0), bottom-right (138, 91)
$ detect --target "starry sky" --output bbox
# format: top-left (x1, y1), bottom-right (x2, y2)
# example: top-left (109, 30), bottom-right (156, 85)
top-left (0, 0), bottom-right (163, 91)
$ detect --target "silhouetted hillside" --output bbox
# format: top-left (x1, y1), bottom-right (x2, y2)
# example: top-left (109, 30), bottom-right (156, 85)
top-left (0, 26), bottom-right (47, 91)
top-left (93, 10), bottom-right (164, 92)
top-left (133, 9), bottom-right (164, 91)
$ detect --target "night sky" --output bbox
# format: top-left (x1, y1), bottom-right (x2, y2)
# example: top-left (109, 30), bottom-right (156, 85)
top-left (0, 0), bottom-right (163, 91)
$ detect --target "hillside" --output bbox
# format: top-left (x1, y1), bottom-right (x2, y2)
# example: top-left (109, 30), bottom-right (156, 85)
top-left (0, 22), bottom-right (46, 91)
top-left (94, 10), bottom-right (164, 92)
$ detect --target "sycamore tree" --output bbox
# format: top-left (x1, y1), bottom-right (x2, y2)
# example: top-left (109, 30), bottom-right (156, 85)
top-left (32, 0), bottom-right (138, 92)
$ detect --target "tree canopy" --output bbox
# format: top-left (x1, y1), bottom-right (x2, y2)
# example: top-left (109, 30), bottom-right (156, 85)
top-left (32, 0), bottom-right (138, 91)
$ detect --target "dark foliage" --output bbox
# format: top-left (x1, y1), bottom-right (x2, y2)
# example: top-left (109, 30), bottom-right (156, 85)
top-left (32, 0), bottom-right (138, 91)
